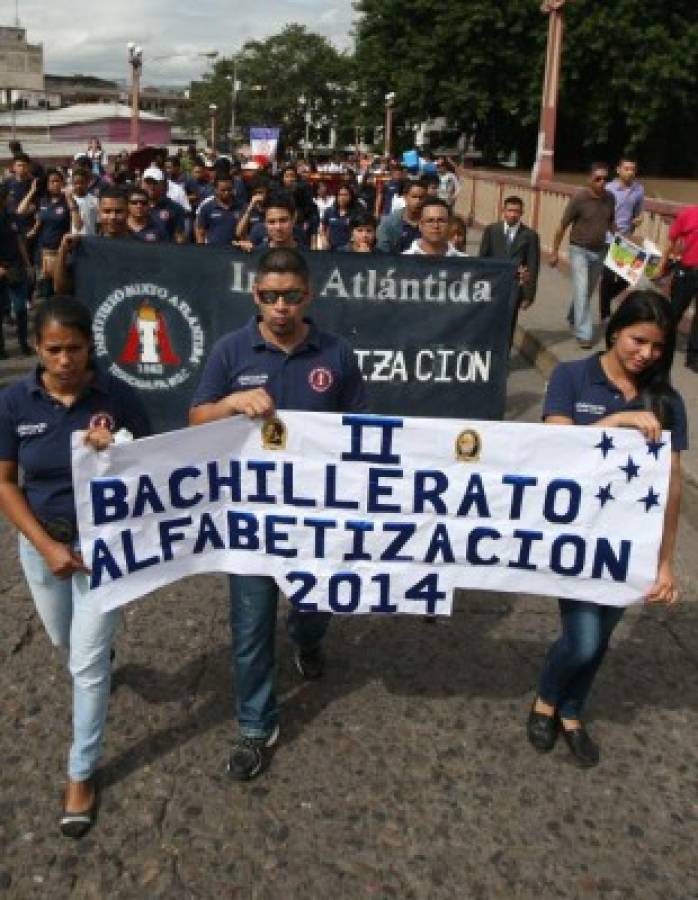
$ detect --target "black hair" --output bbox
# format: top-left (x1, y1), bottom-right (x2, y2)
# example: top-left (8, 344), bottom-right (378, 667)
top-left (419, 197), bottom-right (450, 216)
top-left (128, 186), bottom-right (148, 201)
top-left (166, 154), bottom-right (180, 166)
top-left (504, 195), bottom-right (524, 208)
top-left (99, 185), bottom-right (128, 203)
top-left (264, 190), bottom-right (296, 216)
top-left (72, 166), bottom-right (90, 181)
top-left (617, 155), bottom-right (637, 167)
top-left (404, 177), bottom-right (429, 194)
top-left (589, 160), bottom-right (609, 174)
top-left (605, 289), bottom-right (678, 428)
top-left (423, 173), bottom-right (440, 188)
top-left (12, 151), bottom-right (30, 164)
top-left (350, 209), bottom-right (377, 230)
top-left (255, 247), bottom-right (309, 285)
top-left (214, 172), bottom-right (234, 186)
top-left (34, 295), bottom-right (93, 344)
top-left (335, 183), bottom-right (358, 209)
top-left (45, 167), bottom-right (65, 181)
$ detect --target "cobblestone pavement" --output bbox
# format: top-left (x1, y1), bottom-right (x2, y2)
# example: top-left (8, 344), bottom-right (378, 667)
top-left (0, 358), bottom-right (696, 899)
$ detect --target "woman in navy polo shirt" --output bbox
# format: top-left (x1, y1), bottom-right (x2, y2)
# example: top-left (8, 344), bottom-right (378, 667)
top-left (321, 184), bottom-right (361, 251)
top-left (18, 169), bottom-right (78, 299)
top-left (0, 296), bottom-right (150, 837)
top-left (527, 290), bottom-right (686, 767)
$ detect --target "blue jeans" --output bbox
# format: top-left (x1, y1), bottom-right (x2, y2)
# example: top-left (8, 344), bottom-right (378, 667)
top-left (538, 598), bottom-right (625, 719)
top-left (19, 535), bottom-right (120, 781)
top-left (568, 244), bottom-right (604, 343)
top-left (229, 575), bottom-right (331, 738)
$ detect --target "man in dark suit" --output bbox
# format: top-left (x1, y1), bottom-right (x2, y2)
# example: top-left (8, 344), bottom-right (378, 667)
top-left (479, 195), bottom-right (540, 347)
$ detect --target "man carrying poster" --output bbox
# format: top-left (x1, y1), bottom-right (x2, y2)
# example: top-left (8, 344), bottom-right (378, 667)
top-left (188, 247), bottom-right (367, 780)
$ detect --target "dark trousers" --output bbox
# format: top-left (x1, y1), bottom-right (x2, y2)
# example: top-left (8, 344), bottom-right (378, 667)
top-left (0, 275), bottom-right (30, 352)
top-left (599, 266), bottom-right (627, 320)
top-left (671, 266), bottom-right (698, 362)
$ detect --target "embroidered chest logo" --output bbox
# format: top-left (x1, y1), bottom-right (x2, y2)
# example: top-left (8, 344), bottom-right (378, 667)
top-left (308, 367), bottom-right (334, 392)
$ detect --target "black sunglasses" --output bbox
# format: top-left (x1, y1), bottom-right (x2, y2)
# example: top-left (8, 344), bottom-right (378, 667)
top-left (257, 289), bottom-right (306, 306)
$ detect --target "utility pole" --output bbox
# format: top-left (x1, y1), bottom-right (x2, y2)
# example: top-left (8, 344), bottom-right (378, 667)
top-left (532, 0), bottom-right (566, 185)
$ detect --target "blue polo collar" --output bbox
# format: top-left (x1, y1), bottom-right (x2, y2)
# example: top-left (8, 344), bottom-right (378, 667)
top-left (28, 365), bottom-right (111, 397)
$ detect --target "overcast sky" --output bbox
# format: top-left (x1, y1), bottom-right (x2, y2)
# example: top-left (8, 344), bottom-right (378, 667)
top-left (12, 0), bottom-right (356, 85)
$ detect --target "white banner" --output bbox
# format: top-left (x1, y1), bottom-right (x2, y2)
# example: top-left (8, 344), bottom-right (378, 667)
top-left (73, 413), bottom-right (671, 615)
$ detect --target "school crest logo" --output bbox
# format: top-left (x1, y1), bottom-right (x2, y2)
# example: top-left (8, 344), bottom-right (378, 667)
top-left (308, 367), bottom-right (334, 393)
top-left (93, 284), bottom-right (205, 391)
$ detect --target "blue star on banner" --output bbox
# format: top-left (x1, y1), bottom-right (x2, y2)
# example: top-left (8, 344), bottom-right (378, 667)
top-left (620, 456), bottom-right (640, 482)
top-left (646, 439), bottom-right (666, 460)
top-left (638, 487), bottom-right (661, 512)
top-left (595, 483), bottom-right (615, 507)
top-left (595, 432), bottom-right (615, 458)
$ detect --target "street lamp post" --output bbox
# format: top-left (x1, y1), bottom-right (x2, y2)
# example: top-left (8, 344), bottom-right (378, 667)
top-left (229, 58), bottom-right (240, 154)
top-left (384, 92), bottom-right (395, 160)
top-left (532, 0), bottom-right (567, 185)
top-left (209, 103), bottom-right (218, 150)
top-left (127, 42), bottom-right (143, 149)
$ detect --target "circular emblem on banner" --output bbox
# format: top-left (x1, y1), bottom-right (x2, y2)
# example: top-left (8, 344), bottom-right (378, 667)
top-left (308, 367), bottom-right (334, 393)
top-left (455, 428), bottom-right (481, 462)
top-left (92, 283), bottom-right (205, 391)
top-left (89, 412), bottom-right (116, 431)
top-left (261, 416), bottom-right (287, 450)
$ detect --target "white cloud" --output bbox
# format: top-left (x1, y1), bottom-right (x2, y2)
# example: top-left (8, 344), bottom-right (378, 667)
top-left (15, 0), bottom-right (356, 85)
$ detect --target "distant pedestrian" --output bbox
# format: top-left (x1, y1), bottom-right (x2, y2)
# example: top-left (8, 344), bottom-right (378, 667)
top-left (550, 163), bottom-right (615, 349)
top-left (658, 202), bottom-right (698, 372)
top-left (376, 179), bottom-right (428, 253)
top-left (599, 157), bottom-right (645, 320)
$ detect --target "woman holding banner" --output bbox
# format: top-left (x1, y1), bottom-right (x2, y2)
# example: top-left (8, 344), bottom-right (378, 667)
top-left (527, 290), bottom-right (686, 767)
top-left (0, 296), bottom-right (150, 837)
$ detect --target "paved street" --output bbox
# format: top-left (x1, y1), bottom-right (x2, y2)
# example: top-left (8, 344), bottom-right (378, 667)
top-left (0, 356), bottom-right (696, 899)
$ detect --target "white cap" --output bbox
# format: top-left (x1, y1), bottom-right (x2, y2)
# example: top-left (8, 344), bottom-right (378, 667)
top-left (142, 166), bottom-right (164, 182)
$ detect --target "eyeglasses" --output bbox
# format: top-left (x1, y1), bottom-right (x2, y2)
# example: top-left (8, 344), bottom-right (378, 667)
top-left (257, 289), bottom-right (306, 306)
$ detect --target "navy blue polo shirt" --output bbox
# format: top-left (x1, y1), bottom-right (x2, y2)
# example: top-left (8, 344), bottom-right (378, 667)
top-left (322, 206), bottom-right (353, 251)
top-left (0, 210), bottom-right (22, 264)
top-left (191, 317), bottom-right (367, 415)
top-left (196, 199), bottom-right (239, 245)
top-left (130, 220), bottom-right (167, 243)
top-left (148, 197), bottom-right (185, 241)
top-left (0, 367), bottom-right (151, 525)
top-left (249, 222), bottom-right (309, 248)
top-left (37, 196), bottom-right (71, 251)
top-left (543, 354), bottom-right (688, 452)
top-left (398, 219), bottom-right (420, 253)
top-left (190, 179), bottom-right (214, 205)
top-left (3, 176), bottom-right (34, 234)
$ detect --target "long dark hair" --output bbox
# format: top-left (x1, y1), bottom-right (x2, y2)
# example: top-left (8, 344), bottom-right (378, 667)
top-left (605, 289), bottom-right (677, 427)
top-left (34, 295), bottom-right (93, 344)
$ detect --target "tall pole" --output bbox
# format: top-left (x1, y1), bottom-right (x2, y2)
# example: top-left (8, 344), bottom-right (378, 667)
top-left (532, 0), bottom-right (566, 185)
top-left (209, 104), bottom-right (217, 149)
top-left (384, 92), bottom-right (395, 160)
top-left (230, 58), bottom-right (238, 154)
top-left (127, 43), bottom-right (143, 150)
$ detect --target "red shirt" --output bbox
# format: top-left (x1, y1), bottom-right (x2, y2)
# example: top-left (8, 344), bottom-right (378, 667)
top-left (669, 205), bottom-right (698, 267)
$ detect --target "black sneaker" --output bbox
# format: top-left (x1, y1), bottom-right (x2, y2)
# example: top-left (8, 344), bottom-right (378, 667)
top-left (294, 644), bottom-right (324, 680)
top-left (226, 725), bottom-right (279, 781)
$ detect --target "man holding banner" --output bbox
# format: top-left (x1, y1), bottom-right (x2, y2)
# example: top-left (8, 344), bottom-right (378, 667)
top-left (188, 247), bottom-right (367, 780)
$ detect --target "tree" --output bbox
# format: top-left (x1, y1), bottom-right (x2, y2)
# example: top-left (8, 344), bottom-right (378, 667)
top-left (186, 25), bottom-right (356, 152)
top-left (353, 0), bottom-right (698, 174)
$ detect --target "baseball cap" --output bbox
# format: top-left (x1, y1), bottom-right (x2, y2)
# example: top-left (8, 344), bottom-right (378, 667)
top-left (142, 166), bottom-right (164, 182)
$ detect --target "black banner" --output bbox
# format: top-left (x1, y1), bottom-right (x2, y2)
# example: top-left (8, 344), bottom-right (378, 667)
top-left (74, 239), bottom-right (517, 433)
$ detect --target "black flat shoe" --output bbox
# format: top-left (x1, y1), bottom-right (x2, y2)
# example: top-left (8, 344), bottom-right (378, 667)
top-left (560, 723), bottom-right (599, 768)
top-left (526, 702), bottom-right (558, 753)
top-left (60, 778), bottom-right (97, 839)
